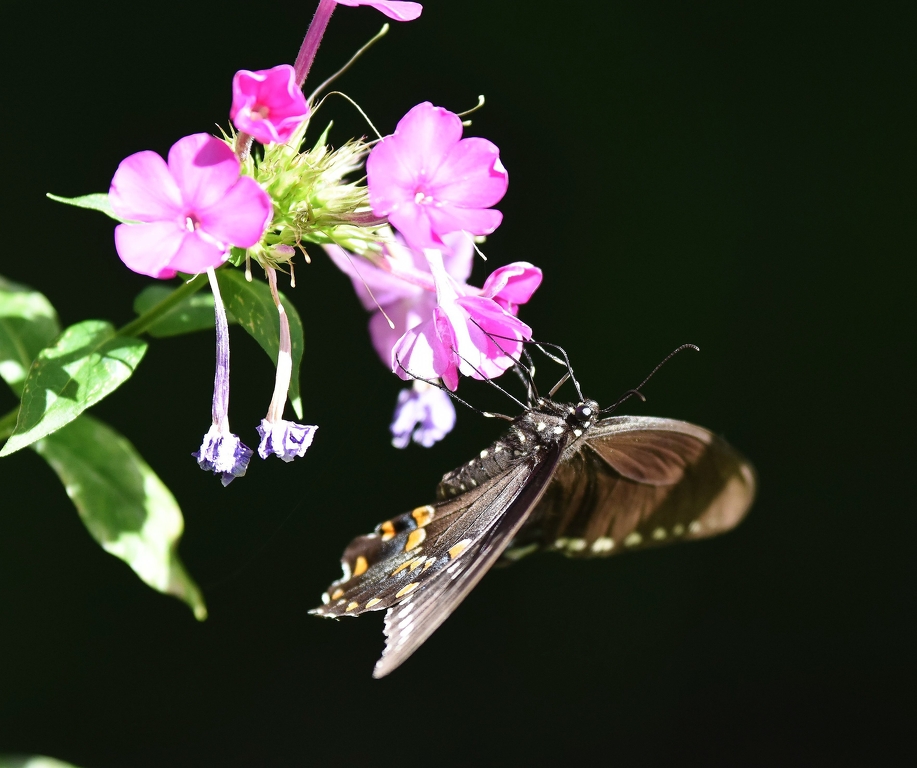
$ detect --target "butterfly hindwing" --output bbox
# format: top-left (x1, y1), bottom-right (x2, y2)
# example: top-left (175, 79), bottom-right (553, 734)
top-left (509, 416), bottom-right (755, 559)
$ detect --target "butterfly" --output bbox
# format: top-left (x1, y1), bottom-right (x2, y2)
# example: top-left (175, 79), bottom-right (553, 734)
top-left (311, 350), bottom-right (756, 678)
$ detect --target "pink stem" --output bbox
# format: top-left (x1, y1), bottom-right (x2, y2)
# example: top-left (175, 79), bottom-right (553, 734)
top-left (294, 0), bottom-right (337, 88)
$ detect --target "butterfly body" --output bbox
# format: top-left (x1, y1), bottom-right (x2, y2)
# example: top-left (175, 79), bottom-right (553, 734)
top-left (312, 397), bottom-right (755, 678)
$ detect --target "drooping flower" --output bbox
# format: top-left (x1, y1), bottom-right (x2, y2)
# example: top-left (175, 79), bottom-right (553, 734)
top-left (110, 134), bottom-right (272, 279)
top-left (231, 65), bottom-right (311, 145)
top-left (392, 249), bottom-right (540, 390)
top-left (193, 269), bottom-right (253, 485)
top-left (257, 267), bottom-right (318, 462)
top-left (335, 0), bottom-right (422, 20)
top-left (366, 102), bottom-right (508, 252)
top-left (390, 381), bottom-right (456, 448)
top-left (257, 419), bottom-right (317, 462)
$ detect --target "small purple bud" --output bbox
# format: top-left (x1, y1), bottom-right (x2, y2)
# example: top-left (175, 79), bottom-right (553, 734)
top-left (194, 425), bottom-right (254, 486)
top-left (257, 419), bottom-right (317, 462)
top-left (390, 382), bottom-right (456, 448)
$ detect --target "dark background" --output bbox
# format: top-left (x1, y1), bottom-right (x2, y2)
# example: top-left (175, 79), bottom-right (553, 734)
top-left (1, 1), bottom-right (915, 765)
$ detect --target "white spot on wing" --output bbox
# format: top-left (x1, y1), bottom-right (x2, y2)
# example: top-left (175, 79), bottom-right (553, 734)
top-left (591, 537), bottom-right (614, 553)
top-left (624, 532), bottom-right (642, 547)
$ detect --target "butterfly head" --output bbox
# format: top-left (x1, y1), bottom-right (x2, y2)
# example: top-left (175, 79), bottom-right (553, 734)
top-left (568, 399), bottom-right (600, 429)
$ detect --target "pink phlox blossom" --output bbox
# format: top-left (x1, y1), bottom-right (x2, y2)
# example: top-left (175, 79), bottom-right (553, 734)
top-left (366, 102), bottom-right (508, 252)
top-left (325, 231), bottom-right (473, 366)
top-left (110, 134), bottom-right (271, 279)
top-left (230, 65), bottom-right (310, 145)
top-left (334, 1), bottom-right (422, 21)
top-left (392, 250), bottom-right (541, 391)
top-left (390, 382), bottom-right (456, 448)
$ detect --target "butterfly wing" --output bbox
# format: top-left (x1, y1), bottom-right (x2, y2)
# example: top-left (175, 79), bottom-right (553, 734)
top-left (312, 442), bottom-right (564, 677)
top-left (507, 416), bottom-right (755, 559)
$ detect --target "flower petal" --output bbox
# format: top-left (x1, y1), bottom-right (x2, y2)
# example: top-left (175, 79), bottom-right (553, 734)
top-left (367, 103), bottom-right (463, 216)
top-left (430, 138), bottom-right (508, 209)
top-left (480, 262), bottom-right (543, 313)
top-left (109, 150), bottom-right (183, 222)
top-left (197, 176), bottom-right (272, 248)
top-left (424, 204), bottom-right (503, 239)
top-left (114, 221), bottom-right (185, 279)
top-left (167, 230), bottom-right (229, 275)
top-left (387, 200), bottom-right (440, 251)
top-left (325, 244), bottom-right (423, 311)
top-left (440, 231), bottom-right (475, 283)
top-left (230, 66), bottom-right (309, 145)
top-left (193, 425), bottom-right (253, 486)
top-left (391, 308), bottom-right (459, 391)
top-left (257, 419), bottom-right (317, 462)
top-left (167, 134), bottom-right (241, 211)
top-left (369, 294), bottom-right (433, 366)
top-left (390, 384), bottom-right (455, 448)
top-left (335, 0), bottom-right (423, 21)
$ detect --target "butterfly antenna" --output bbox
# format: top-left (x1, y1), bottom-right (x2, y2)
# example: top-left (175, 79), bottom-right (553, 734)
top-left (467, 320), bottom-right (541, 403)
top-left (449, 346), bottom-right (529, 411)
top-left (393, 357), bottom-right (514, 421)
top-left (600, 343), bottom-right (700, 415)
top-left (484, 329), bottom-right (585, 401)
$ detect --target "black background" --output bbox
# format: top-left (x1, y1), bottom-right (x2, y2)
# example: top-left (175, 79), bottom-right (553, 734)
top-left (2, 1), bottom-right (915, 766)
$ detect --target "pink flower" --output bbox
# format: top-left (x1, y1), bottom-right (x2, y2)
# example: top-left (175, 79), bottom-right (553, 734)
top-left (326, 232), bottom-right (474, 366)
top-left (230, 65), bottom-right (310, 145)
top-left (110, 134), bottom-right (272, 279)
top-left (330, 242), bottom-right (541, 393)
top-left (367, 102), bottom-right (508, 252)
top-left (335, 1), bottom-right (422, 21)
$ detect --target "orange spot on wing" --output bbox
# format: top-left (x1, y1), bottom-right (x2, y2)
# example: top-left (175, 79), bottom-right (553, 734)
top-left (380, 521), bottom-right (396, 541)
top-left (405, 528), bottom-right (427, 552)
top-left (411, 505), bottom-right (435, 527)
top-left (331, 588), bottom-right (344, 600)
top-left (353, 555), bottom-right (369, 577)
top-left (395, 582), bottom-right (419, 598)
top-left (449, 539), bottom-right (471, 559)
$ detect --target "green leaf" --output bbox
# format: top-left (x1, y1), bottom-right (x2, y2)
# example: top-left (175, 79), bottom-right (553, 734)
top-left (32, 414), bottom-right (206, 620)
top-left (133, 284), bottom-right (235, 337)
top-left (217, 269), bottom-right (305, 419)
top-left (0, 758), bottom-right (85, 768)
top-left (46, 192), bottom-right (124, 222)
top-left (0, 275), bottom-right (61, 397)
top-left (0, 320), bottom-right (147, 456)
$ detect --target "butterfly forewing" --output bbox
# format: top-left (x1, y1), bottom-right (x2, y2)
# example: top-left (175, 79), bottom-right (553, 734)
top-left (512, 416), bottom-right (755, 559)
top-left (375, 442), bottom-right (563, 678)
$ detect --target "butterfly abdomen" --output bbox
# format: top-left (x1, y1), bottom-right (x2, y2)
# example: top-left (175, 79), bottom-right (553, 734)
top-left (436, 403), bottom-right (584, 501)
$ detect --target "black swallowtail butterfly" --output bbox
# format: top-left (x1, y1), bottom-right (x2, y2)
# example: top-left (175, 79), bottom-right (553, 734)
top-left (311, 353), bottom-right (756, 678)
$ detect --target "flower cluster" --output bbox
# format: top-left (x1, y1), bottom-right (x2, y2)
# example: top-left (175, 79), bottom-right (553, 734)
top-left (106, 0), bottom-right (543, 480)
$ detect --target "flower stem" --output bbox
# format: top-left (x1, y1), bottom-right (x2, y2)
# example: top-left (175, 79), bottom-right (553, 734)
top-left (0, 407), bottom-right (19, 444)
top-left (265, 267), bottom-right (292, 423)
top-left (294, 0), bottom-right (337, 87)
top-left (116, 272), bottom-right (208, 338)
top-left (207, 268), bottom-right (232, 428)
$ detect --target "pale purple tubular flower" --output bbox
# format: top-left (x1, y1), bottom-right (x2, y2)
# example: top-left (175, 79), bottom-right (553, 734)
top-left (257, 267), bottom-right (318, 462)
top-left (231, 65), bottom-right (310, 145)
top-left (392, 249), bottom-right (541, 391)
top-left (193, 268), bottom-right (253, 485)
top-left (109, 134), bottom-right (272, 279)
top-left (366, 102), bottom-right (508, 252)
top-left (390, 381), bottom-right (456, 448)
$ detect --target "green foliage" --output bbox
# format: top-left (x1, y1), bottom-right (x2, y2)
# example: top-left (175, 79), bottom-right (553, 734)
top-left (133, 284), bottom-right (231, 337)
top-left (0, 320), bottom-right (147, 456)
top-left (46, 192), bottom-right (124, 221)
top-left (33, 415), bottom-right (206, 619)
top-left (0, 276), bottom-right (61, 397)
top-left (217, 269), bottom-right (305, 419)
